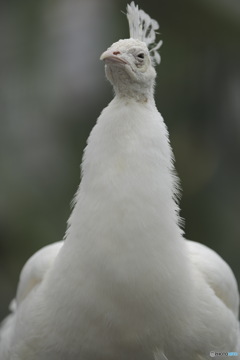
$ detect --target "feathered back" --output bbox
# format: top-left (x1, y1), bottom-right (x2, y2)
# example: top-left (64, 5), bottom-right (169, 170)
top-left (126, 2), bottom-right (163, 65)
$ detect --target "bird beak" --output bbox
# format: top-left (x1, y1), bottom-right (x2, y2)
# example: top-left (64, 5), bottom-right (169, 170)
top-left (100, 50), bottom-right (127, 65)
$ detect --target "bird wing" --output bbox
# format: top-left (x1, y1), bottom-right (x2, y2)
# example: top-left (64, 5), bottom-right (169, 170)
top-left (186, 239), bottom-right (239, 318)
top-left (0, 241), bottom-right (63, 358)
top-left (15, 241), bottom-right (63, 308)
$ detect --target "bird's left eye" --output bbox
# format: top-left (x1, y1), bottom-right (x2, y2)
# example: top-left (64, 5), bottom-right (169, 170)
top-left (137, 53), bottom-right (145, 59)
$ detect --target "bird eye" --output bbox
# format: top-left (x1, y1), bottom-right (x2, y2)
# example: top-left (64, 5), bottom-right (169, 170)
top-left (137, 53), bottom-right (145, 59)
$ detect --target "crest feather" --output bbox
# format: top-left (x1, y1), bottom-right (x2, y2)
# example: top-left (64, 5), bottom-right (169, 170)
top-left (126, 2), bottom-right (163, 65)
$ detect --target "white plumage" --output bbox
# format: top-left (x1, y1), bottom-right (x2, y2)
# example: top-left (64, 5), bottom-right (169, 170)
top-left (0, 2), bottom-right (239, 359)
top-left (126, 2), bottom-right (163, 64)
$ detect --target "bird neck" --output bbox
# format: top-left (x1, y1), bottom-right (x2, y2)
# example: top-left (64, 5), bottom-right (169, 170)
top-left (106, 66), bottom-right (155, 103)
top-left (66, 96), bottom-right (182, 258)
top-left (113, 82), bottom-right (155, 103)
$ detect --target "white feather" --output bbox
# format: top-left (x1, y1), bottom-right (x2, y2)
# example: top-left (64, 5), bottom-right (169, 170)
top-left (0, 3), bottom-right (239, 360)
top-left (126, 2), bottom-right (163, 64)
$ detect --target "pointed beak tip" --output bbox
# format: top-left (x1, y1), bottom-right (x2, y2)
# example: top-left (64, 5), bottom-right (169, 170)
top-left (100, 53), bottom-right (105, 61)
top-left (100, 50), bottom-right (109, 61)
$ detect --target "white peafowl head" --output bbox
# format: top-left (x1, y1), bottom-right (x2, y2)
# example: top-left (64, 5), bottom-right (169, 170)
top-left (100, 2), bottom-right (162, 102)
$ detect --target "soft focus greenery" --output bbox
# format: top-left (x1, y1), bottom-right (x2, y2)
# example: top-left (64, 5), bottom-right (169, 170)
top-left (1, 0), bottom-right (240, 320)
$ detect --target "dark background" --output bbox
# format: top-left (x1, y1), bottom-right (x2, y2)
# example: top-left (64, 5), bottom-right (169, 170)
top-left (1, 0), bottom-right (240, 320)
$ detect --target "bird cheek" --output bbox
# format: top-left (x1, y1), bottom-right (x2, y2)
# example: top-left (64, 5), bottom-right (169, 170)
top-left (136, 63), bottom-right (143, 69)
top-left (138, 64), bottom-right (147, 73)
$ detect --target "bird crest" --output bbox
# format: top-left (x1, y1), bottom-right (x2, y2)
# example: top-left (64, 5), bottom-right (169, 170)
top-left (126, 2), bottom-right (163, 65)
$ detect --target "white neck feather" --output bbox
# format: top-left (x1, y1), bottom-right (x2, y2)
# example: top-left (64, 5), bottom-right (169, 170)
top-left (66, 95), bottom-right (183, 271)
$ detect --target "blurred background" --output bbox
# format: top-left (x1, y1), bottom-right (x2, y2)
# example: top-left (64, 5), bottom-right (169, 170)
top-left (0, 0), bottom-right (240, 320)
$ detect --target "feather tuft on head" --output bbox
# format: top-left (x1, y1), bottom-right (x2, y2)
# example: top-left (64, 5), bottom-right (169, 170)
top-left (126, 2), bottom-right (163, 65)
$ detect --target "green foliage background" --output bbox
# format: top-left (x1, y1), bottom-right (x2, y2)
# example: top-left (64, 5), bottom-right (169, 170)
top-left (1, 0), bottom-right (240, 320)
